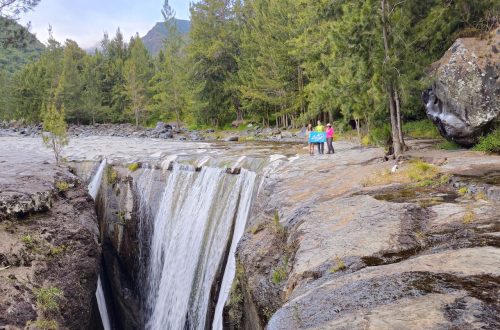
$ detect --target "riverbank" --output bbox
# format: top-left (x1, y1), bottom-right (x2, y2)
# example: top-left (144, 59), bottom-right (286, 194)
top-left (0, 142), bottom-right (100, 329)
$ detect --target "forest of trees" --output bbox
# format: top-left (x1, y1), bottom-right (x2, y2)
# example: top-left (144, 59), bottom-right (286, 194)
top-left (0, 0), bottom-right (498, 153)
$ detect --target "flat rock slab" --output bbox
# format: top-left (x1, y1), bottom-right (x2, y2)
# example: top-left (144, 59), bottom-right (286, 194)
top-left (268, 247), bottom-right (500, 330)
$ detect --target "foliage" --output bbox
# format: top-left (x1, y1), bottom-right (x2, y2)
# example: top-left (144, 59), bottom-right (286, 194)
top-left (106, 166), bottom-right (118, 185)
top-left (273, 210), bottom-right (285, 238)
top-left (403, 120), bottom-right (441, 139)
top-left (48, 245), bottom-right (66, 256)
top-left (329, 257), bottom-right (346, 273)
top-left (363, 159), bottom-right (440, 186)
top-left (41, 102), bottom-right (68, 165)
top-left (363, 125), bottom-right (391, 147)
top-left (438, 140), bottom-right (462, 150)
top-left (55, 181), bottom-right (69, 192)
top-left (35, 286), bottom-right (63, 312)
top-left (21, 233), bottom-right (37, 249)
top-left (462, 207), bottom-right (475, 224)
top-left (473, 129), bottom-right (500, 154)
top-left (127, 162), bottom-right (140, 172)
top-left (29, 319), bottom-right (59, 330)
top-left (271, 265), bottom-right (287, 285)
top-left (458, 187), bottom-right (468, 196)
top-left (2, 0), bottom-right (497, 154)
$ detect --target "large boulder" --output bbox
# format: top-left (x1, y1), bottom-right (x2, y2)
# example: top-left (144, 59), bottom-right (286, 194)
top-left (423, 28), bottom-right (500, 147)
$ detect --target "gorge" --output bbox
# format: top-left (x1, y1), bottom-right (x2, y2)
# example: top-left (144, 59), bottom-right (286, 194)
top-left (1, 134), bottom-right (499, 329)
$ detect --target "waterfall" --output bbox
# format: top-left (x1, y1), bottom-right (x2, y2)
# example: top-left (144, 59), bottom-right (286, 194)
top-left (96, 276), bottom-right (111, 330)
top-left (212, 170), bottom-right (256, 330)
top-left (88, 159), bottom-right (106, 200)
top-left (145, 164), bottom-right (257, 330)
top-left (88, 160), bottom-right (112, 330)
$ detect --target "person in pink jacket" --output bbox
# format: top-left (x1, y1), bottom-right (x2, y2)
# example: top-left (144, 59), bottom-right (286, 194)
top-left (326, 123), bottom-right (335, 154)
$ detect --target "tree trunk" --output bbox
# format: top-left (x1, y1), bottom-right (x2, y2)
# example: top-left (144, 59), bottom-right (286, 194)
top-left (394, 89), bottom-right (406, 150)
top-left (355, 117), bottom-right (361, 145)
top-left (381, 0), bottom-right (403, 158)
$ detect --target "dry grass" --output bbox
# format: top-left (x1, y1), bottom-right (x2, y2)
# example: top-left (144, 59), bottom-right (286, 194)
top-left (363, 160), bottom-right (440, 187)
top-left (463, 206), bottom-right (476, 224)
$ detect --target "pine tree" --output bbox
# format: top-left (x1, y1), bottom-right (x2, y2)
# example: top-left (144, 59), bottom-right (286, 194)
top-left (188, 0), bottom-right (241, 126)
top-left (124, 35), bottom-right (152, 126)
top-left (149, 0), bottom-right (189, 128)
top-left (56, 39), bottom-right (87, 124)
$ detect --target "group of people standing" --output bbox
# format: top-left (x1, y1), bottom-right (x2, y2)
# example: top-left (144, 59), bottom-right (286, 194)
top-left (306, 120), bottom-right (335, 155)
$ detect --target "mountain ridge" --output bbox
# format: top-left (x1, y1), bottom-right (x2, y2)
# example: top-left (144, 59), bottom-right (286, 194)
top-left (141, 19), bottom-right (190, 55)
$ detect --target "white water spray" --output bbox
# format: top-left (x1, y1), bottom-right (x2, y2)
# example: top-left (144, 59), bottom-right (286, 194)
top-left (96, 276), bottom-right (111, 330)
top-left (145, 164), bottom-right (256, 330)
top-left (212, 170), bottom-right (256, 330)
top-left (88, 159), bottom-right (106, 200)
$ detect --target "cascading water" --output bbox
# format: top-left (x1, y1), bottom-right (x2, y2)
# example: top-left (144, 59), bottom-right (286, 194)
top-left (88, 159), bottom-right (112, 330)
top-left (212, 170), bottom-right (256, 330)
top-left (88, 159), bottom-right (106, 200)
top-left (144, 164), bottom-right (257, 330)
top-left (96, 276), bottom-right (111, 330)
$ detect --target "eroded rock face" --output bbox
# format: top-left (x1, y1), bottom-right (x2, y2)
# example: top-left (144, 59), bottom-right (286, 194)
top-left (423, 28), bottom-right (500, 147)
top-left (0, 140), bottom-right (101, 329)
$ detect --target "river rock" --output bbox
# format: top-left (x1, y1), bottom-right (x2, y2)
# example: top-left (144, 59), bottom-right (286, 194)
top-left (423, 28), bottom-right (500, 146)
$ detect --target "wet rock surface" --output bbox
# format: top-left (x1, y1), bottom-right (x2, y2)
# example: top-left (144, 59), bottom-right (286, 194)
top-left (423, 28), bottom-right (500, 146)
top-left (0, 143), bottom-right (100, 329)
top-left (232, 141), bottom-right (500, 329)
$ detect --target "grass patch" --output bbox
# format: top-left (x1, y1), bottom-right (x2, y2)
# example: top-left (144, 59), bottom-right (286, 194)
top-left (35, 286), bottom-right (63, 312)
top-left (363, 159), bottom-right (440, 187)
top-left (127, 162), bottom-right (140, 172)
top-left (437, 140), bottom-right (462, 150)
top-left (403, 120), bottom-right (441, 139)
top-left (475, 191), bottom-right (488, 201)
top-left (106, 167), bottom-right (118, 185)
top-left (329, 257), bottom-right (347, 273)
top-left (21, 234), bottom-right (38, 249)
top-left (28, 319), bottom-right (59, 330)
top-left (273, 210), bottom-right (286, 238)
top-left (55, 181), bottom-right (70, 192)
top-left (463, 207), bottom-right (475, 224)
top-left (458, 187), bottom-right (468, 196)
top-left (271, 266), bottom-right (287, 284)
top-left (48, 245), bottom-right (66, 257)
top-left (473, 129), bottom-right (500, 154)
top-left (250, 223), bottom-right (265, 235)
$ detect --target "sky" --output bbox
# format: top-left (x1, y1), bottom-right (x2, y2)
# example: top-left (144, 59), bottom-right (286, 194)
top-left (20, 0), bottom-right (194, 49)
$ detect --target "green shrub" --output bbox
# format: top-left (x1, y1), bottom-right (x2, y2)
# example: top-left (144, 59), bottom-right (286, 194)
top-left (35, 287), bottom-right (63, 312)
top-left (364, 125), bottom-right (391, 147)
top-left (329, 257), bottom-right (347, 273)
top-left (55, 181), bottom-right (70, 192)
top-left (22, 234), bottom-right (37, 249)
top-left (473, 129), bottom-right (500, 154)
top-left (403, 120), bottom-right (441, 139)
top-left (127, 163), bottom-right (140, 172)
top-left (272, 266), bottom-right (287, 284)
top-left (48, 245), bottom-right (66, 256)
top-left (273, 210), bottom-right (285, 238)
top-left (106, 167), bottom-right (118, 185)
